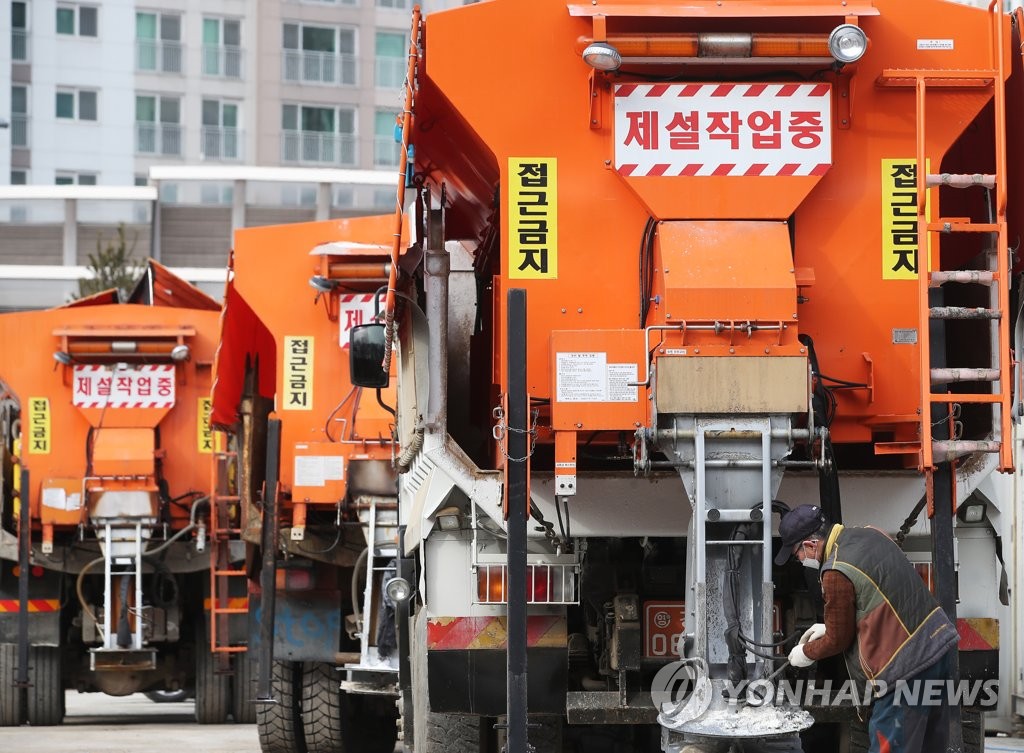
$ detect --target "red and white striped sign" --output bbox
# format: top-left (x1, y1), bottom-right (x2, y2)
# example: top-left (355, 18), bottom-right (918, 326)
top-left (72, 365), bottom-right (176, 408)
top-left (614, 82), bottom-right (832, 178)
top-left (338, 293), bottom-right (384, 349)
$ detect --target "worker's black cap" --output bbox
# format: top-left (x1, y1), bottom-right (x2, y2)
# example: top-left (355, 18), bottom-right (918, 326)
top-left (774, 504), bottom-right (828, 566)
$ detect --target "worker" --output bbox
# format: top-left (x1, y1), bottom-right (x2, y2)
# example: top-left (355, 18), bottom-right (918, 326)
top-left (774, 504), bottom-right (958, 753)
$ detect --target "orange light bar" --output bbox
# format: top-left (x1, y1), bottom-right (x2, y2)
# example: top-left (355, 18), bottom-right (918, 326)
top-left (67, 340), bottom-right (180, 355)
top-left (577, 32), bottom-right (831, 60)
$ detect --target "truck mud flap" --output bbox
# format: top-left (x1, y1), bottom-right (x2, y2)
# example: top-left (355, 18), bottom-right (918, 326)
top-left (0, 562), bottom-right (61, 646)
top-left (427, 647), bottom-right (566, 716)
top-left (249, 590), bottom-right (342, 663)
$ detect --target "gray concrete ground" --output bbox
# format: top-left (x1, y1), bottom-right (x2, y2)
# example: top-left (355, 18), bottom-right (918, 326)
top-left (0, 692), bottom-right (1020, 753)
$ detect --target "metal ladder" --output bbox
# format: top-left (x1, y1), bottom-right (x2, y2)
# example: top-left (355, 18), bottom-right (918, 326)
top-left (209, 447), bottom-right (247, 657)
top-left (878, 5), bottom-right (1012, 481)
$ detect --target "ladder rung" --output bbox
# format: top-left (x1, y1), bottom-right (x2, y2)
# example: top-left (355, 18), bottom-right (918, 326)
top-left (214, 495), bottom-right (241, 502)
top-left (930, 368), bottom-right (1000, 385)
top-left (932, 440), bottom-right (1000, 462)
top-left (215, 451), bottom-right (238, 458)
top-left (213, 569), bottom-right (247, 576)
top-left (929, 307), bottom-right (1000, 320)
top-left (212, 646), bottom-right (248, 654)
top-left (212, 607), bottom-right (249, 615)
top-left (926, 173), bottom-right (996, 189)
top-left (929, 271), bottom-right (995, 285)
top-left (927, 222), bottom-right (1000, 234)
top-left (929, 393), bottom-right (1003, 404)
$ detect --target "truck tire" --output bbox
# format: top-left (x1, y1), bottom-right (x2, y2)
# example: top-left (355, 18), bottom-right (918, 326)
top-left (961, 708), bottom-right (984, 753)
top-left (301, 661), bottom-right (348, 753)
top-left (410, 610), bottom-right (483, 753)
top-left (0, 643), bottom-right (25, 726)
top-left (26, 646), bottom-right (64, 726)
top-left (232, 654), bottom-right (257, 724)
top-left (195, 624), bottom-right (231, 724)
top-left (258, 660), bottom-right (307, 753)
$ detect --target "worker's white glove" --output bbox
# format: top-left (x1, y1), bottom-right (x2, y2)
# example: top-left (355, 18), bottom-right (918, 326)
top-left (799, 623), bottom-right (826, 645)
top-left (788, 643), bottom-right (815, 668)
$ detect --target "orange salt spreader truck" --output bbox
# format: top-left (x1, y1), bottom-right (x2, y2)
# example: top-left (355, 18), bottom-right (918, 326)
top-left (0, 262), bottom-right (252, 725)
top-left (341, 1), bottom-right (1024, 752)
top-left (211, 213), bottom-right (405, 753)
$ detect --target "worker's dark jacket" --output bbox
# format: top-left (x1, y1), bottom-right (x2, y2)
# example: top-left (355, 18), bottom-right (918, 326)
top-left (820, 524), bottom-right (957, 688)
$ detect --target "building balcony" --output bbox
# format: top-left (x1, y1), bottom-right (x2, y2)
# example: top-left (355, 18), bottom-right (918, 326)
top-left (281, 131), bottom-right (356, 166)
top-left (136, 122), bottom-right (183, 157)
top-left (373, 136), bottom-right (401, 168)
top-left (12, 29), bottom-right (28, 62)
top-left (375, 57), bottom-right (406, 89)
top-left (282, 50), bottom-right (357, 86)
top-left (136, 40), bottom-right (184, 74)
top-left (202, 45), bottom-right (243, 79)
top-left (201, 126), bottom-right (242, 161)
top-left (11, 115), bottom-right (29, 149)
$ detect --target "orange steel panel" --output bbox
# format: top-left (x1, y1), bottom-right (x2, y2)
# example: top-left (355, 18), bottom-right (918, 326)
top-left (0, 298), bottom-right (219, 532)
top-left (216, 217), bottom-right (400, 499)
top-left (38, 478), bottom-right (84, 527)
top-left (550, 330), bottom-right (648, 431)
top-left (91, 428), bottom-right (155, 477)
top-left (418, 0), bottom-right (1011, 456)
top-left (656, 221), bottom-right (796, 324)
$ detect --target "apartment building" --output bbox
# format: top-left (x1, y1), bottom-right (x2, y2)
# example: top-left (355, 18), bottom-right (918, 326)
top-left (4, 0), bottom-right (463, 196)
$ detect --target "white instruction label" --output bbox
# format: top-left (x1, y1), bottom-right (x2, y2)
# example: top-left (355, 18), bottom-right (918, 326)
top-left (294, 456), bottom-right (326, 487)
top-left (917, 39), bottom-right (953, 50)
top-left (556, 353), bottom-right (639, 403)
top-left (893, 328), bottom-right (918, 345)
top-left (42, 488), bottom-right (66, 510)
top-left (324, 456), bottom-right (345, 481)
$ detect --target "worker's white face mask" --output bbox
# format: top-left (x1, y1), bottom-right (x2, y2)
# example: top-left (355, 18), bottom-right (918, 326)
top-left (801, 541), bottom-right (820, 570)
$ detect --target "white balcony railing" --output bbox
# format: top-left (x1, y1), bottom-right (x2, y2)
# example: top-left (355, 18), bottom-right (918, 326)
top-left (201, 126), bottom-right (242, 161)
top-left (282, 50), bottom-right (357, 86)
top-left (12, 29), bottom-right (28, 62)
top-left (373, 136), bottom-right (401, 168)
top-left (136, 122), bottom-right (183, 157)
top-left (281, 131), bottom-right (356, 166)
top-left (136, 40), bottom-right (184, 74)
top-left (11, 115), bottom-right (29, 149)
top-left (375, 57), bottom-right (406, 89)
top-left (202, 45), bottom-right (243, 78)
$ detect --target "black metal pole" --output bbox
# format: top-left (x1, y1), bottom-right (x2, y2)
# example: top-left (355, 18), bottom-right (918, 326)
top-left (506, 289), bottom-right (529, 753)
top-left (256, 418), bottom-right (281, 701)
top-left (931, 462), bottom-right (963, 752)
top-left (16, 468), bottom-right (30, 687)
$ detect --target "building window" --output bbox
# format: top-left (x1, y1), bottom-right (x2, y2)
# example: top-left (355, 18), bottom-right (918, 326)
top-left (374, 110), bottom-right (401, 168)
top-left (373, 188), bottom-right (395, 209)
top-left (202, 18), bottom-right (242, 78)
top-left (57, 4), bottom-right (98, 37)
top-left (282, 23), bottom-right (356, 86)
top-left (56, 88), bottom-right (98, 121)
top-left (134, 175), bottom-right (148, 187)
top-left (375, 32), bottom-right (406, 90)
top-left (281, 104), bottom-right (356, 166)
top-left (12, 2), bottom-right (28, 61)
top-left (11, 170), bottom-right (28, 185)
top-left (55, 172), bottom-right (96, 185)
top-left (12, 86), bottom-right (29, 148)
top-left (376, 0), bottom-right (407, 9)
top-left (136, 94), bottom-right (182, 156)
top-left (136, 12), bottom-right (182, 73)
top-left (201, 99), bottom-right (240, 161)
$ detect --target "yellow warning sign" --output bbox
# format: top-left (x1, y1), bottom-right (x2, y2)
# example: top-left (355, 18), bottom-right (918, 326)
top-left (27, 397), bottom-right (51, 454)
top-left (283, 336), bottom-right (314, 411)
top-left (197, 397), bottom-right (213, 453)
top-left (508, 158), bottom-right (558, 280)
top-left (882, 158), bottom-right (931, 280)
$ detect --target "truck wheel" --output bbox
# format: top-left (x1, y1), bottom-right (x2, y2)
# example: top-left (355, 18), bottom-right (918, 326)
top-left (0, 643), bottom-right (25, 726)
top-left (349, 695), bottom-right (398, 753)
top-left (26, 646), bottom-right (64, 726)
top-left (195, 624), bottom-right (230, 724)
top-left (301, 661), bottom-right (348, 752)
top-left (411, 610), bottom-right (483, 753)
top-left (258, 660), bottom-right (307, 753)
top-left (232, 654), bottom-right (257, 724)
top-left (961, 708), bottom-right (984, 753)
